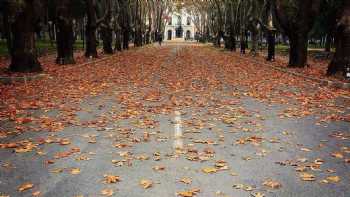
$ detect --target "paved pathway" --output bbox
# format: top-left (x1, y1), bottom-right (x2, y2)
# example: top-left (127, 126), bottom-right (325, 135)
top-left (0, 43), bottom-right (349, 197)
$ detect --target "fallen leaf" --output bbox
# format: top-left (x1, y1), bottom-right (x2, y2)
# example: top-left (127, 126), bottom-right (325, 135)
top-left (177, 188), bottom-right (200, 197)
top-left (32, 190), bottom-right (41, 196)
top-left (326, 176), bottom-right (340, 183)
top-left (101, 188), bottom-right (113, 196)
top-left (202, 167), bottom-right (217, 174)
top-left (251, 192), bottom-right (265, 197)
top-left (262, 179), bottom-right (282, 189)
top-left (140, 179), bottom-right (153, 189)
top-left (179, 177), bottom-right (192, 184)
top-left (299, 173), bottom-right (316, 181)
top-left (331, 152), bottom-right (344, 159)
top-left (104, 175), bottom-right (120, 183)
top-left (59, 138), bottom-right (71, 145)
top-left (152, 165), bottom-right (165, 171)
top-left (18, 183), bottom-right (34, 192)
top-left (70, 168), bottom-right (81, 175)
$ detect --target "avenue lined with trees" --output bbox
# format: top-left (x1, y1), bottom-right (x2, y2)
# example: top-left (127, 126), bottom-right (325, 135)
top-left (0, 0), bottom-right (349, 78)
top-left (0, 1), bottom-right (349, 197)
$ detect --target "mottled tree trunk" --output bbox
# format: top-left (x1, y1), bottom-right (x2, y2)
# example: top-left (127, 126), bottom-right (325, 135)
top-left (101, 1), bottom-right (113, 54)
top-left (240, 31), bottom-right (246, 54)
top-left (9, 1), bottom-right (42, 72)
top-left (56, 0), bottom-right (75, 65)
top-left (101, 27), bottom-right (113, 54)
top-left (266, 30), bottom-right (276, 61)
top-left (325, 34), bottom-right (332, 52)
top-left (85, 0), bottom-right (98, 58)
top-left (114, 28), bottom-right (122, 51)
top-left (288, 32), bottom-right (308, 67)
top-left (123, 30), bottom-right (130, 50)
top-left (327, 1), bottom-right (350, 76)
top-left (250, 28), bottom-right (258, 55)
top-left (273, 0), bottom-right (321, 67)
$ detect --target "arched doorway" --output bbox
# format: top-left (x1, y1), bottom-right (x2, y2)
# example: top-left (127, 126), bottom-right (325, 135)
top-left (186, 30), bottom-right (191, 40)
top-left (167, 30), bottom-right (172, 40)
top-left (176, 26), bottom-right (183, 38)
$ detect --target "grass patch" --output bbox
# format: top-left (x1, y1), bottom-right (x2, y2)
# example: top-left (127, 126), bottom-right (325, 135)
top-left (0, 39), bottom-right (86, 57)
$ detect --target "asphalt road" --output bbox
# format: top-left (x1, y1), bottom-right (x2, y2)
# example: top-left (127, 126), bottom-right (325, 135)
top-left (0, 43), bottom-right (349, 197)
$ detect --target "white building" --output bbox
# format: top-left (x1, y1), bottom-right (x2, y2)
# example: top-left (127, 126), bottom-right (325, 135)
top-left (164, 9), bottom-right (196, 41)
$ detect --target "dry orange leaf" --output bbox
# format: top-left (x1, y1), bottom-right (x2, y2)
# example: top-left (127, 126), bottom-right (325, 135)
top-left (331, 152), bottom-right (344, 159)
top-left (299, 173), bottom-right (316, 181)
top-left (179, 177), bottom-right (192, 184)
top-left (326, 176), bottom-right (341, 183)
top-left (59, 138), bottom-right (71, 145)
top-left (32, 190), bottom-right (41, 196)
top-left (262, 179), bottom-right (282, 189)
top-left (104, 175), bottom-right (120, 183)
top-left (140, 179), bottom-right (153, 189)
top-left (202, 167), bottom-right (217, 174)
top-left (152, 165), bottom-right (165, 171)
top-left (177, 188), bottom-right (200, 197)
top-left (18, 183), bottom-right (34, 192)
top-left (101, 188), bottom-right (113, 196)
top-left (251, 192), bottom-right (265, 197)
top-left (70, 168), bottom-right (81, 175)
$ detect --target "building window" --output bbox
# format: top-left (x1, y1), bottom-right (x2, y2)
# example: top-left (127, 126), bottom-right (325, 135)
top-left (167, 30), bottom-right (172, 40)
top-left (187, 17), bottom-right (191, 25)
top-left (186, 30), bottom-right (191, 39)
top-left (177, 16), bottom-right (182, 26)
top-left (168, 17), bottom-right (172, 25)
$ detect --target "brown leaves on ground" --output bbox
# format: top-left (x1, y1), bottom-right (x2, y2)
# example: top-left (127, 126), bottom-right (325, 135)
top-left (321, 176), bottom-right (341, 184)
top-left (104, 175), bottom-right (121, 183)
top-left (299, 173), bottom-right (316, 181)
top-left (262, 179), bottom-right (282, 189)
top-left (179, 177), bottom-right (192, 184)
top-left (0, 44), bottom-right (349, 196)
top-left (202, 167), bottom-right (217, 174)
top-left (70, 168), bottom-right (81, 175)
top-left (101, 188), bottom-right (114, 196)
top-left (139, 179), bottom-right (153, 189)
top-left (152, 165), bottom-right (166, 171)
top-left (177, 188), bottom-right (200, 197)
top-left (18, 183), bottom-right (34, 192)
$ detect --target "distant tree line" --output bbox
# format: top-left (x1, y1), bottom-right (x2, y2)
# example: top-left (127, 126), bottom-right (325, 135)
top-left (0, 0), bottom-right (171, 72)
top-left (0, 0), bottom-right (349, 77)
top-left (185, 0), bottom-right (349, 77)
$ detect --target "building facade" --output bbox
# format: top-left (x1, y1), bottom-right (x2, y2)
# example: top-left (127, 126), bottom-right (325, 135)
top-left (164, 9), bottom-right (196, 41)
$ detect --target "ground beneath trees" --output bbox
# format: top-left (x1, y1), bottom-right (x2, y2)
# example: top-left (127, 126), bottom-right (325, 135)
top-left (0, 43), bottom-right (349, 197)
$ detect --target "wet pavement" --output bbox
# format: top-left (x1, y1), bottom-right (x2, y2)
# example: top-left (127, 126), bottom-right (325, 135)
top-left (0, 43), bottom-right (349, 197)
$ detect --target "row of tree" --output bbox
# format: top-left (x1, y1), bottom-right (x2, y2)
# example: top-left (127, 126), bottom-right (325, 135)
top-left (0, 0), bottom-right (349, 77)
top-left (0, 0), bottom-right (171, 72)
top-left (185, 0), bottom-right (349, 77)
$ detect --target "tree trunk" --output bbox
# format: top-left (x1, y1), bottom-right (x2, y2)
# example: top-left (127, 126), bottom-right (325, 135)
top-left (100, 0), bottom-right (113, 54)
top-left (266, 29), bottom-right (276, 61)
top-left (325, 33), bottom-right (332, 52)
top-left (288, 33), bottom-right (308, 67)
top-left (56, 1), bottom-right (75, 65)
top-left (119, 0), bottom-right (130, 50)
top-left (101, 27), bottom-right (113, 54)
top-left (114, 28), bottom-right (122, 51)
top-left (3, 3), bottom-right (12, 54)
top-left (327, 1), bottom-right (350, 76)
top-left (85, 26), bottom-right (98, 57)
top-left (85, 0), bottom-right (98, 58)
top-left (250, 29), bottom-right (258, 55)
top-left (9, 1), bottom-right (42, 72)
top-left (123, 30), bottom-right (130, 50)
top-left (240, 32), bottom-right (246, 54)
top-left (273, 0), bottom-right (321, 67)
